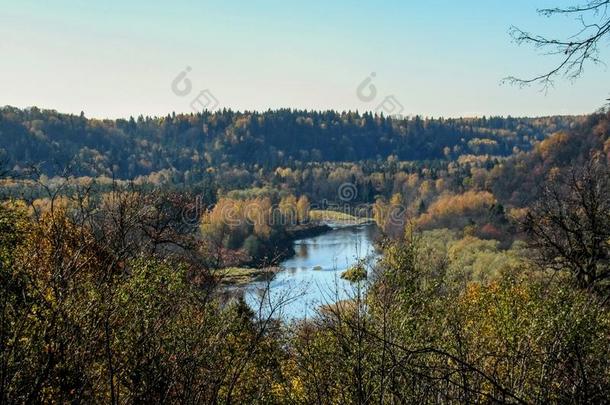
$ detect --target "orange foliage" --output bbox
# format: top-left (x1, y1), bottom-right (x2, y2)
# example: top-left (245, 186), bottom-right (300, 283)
top-left (416, 191), bottom-right (496, 228)
top-left (537, 132), bottom-right (569, 160)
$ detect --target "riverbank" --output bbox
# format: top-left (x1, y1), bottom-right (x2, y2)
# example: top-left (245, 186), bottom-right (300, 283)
top-left (215, 214), bottom-right (376, 286)
top-left (215, 223), bottom-right (331, 285)
top-left (287, 222), bottom-right (332, 239)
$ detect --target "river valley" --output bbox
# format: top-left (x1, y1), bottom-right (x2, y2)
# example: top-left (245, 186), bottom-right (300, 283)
top-left (244, 223), bottom-right (379, 320)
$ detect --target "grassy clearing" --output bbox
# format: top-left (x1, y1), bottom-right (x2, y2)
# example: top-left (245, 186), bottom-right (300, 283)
top-left (309, 210), bottom-right (370, 224)
top-left (216, 267), bottom-right (277, 285)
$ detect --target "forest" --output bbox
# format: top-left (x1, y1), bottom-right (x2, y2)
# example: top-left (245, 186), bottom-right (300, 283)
top-left (0, 106), bottom-right (578, 178)
top-left (0, 106), bottom-right (609, 403)
top-left (2, 0), bottom-right (610, 402)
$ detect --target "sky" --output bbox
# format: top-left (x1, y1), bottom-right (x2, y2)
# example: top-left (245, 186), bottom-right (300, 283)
top-left (1, 0), bottom-right (609, 118)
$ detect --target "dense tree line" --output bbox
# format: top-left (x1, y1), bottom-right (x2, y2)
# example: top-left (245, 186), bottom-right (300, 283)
top-left (2, 110), bottom-right (607, 249)
top-left (0, 106), bottom-right (579, 178)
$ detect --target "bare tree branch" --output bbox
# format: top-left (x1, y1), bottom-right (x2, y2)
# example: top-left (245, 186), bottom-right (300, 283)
top-left (505, 1), bottom-right (610, 90)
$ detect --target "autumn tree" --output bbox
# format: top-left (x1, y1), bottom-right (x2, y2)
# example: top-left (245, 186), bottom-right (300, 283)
top-left (523, 157), bottom-right (610, 288)
top-left (296, 195), bottom-right (310, 224)
top-left (0, 184), bottom-right (288, 403)
top-left (278, 194), bottom-right (297, 226)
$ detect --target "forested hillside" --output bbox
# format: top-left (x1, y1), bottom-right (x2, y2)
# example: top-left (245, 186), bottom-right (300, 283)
top-left (1, 106), bottom-right (609, 403)
top-left (3, 0), bottom-right (610, 401)
top-left (0, 106), bottom-right (580, 178)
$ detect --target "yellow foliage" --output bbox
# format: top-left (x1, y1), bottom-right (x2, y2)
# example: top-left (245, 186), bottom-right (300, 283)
top-left (416, 191), bottom-right (496, 228)
top-left (537, 131), bottom-right (569, 159)
top-left (296, 195), bottom-right (310, 223)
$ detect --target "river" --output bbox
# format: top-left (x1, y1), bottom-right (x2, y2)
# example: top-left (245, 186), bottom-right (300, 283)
top-left (244, 223), bottom-right (379, 321)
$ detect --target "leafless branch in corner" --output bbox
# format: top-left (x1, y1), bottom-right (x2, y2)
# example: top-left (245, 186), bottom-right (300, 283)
top-left (504, 0), bottom-right (610, 91)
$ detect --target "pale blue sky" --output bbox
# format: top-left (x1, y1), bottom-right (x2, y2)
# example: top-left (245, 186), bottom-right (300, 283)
top-left (1, 0), bottom-right (608, 118)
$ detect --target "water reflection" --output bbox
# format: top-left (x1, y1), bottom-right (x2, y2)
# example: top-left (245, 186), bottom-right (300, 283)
top-left (245, 224), bottom-right (379, 321)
